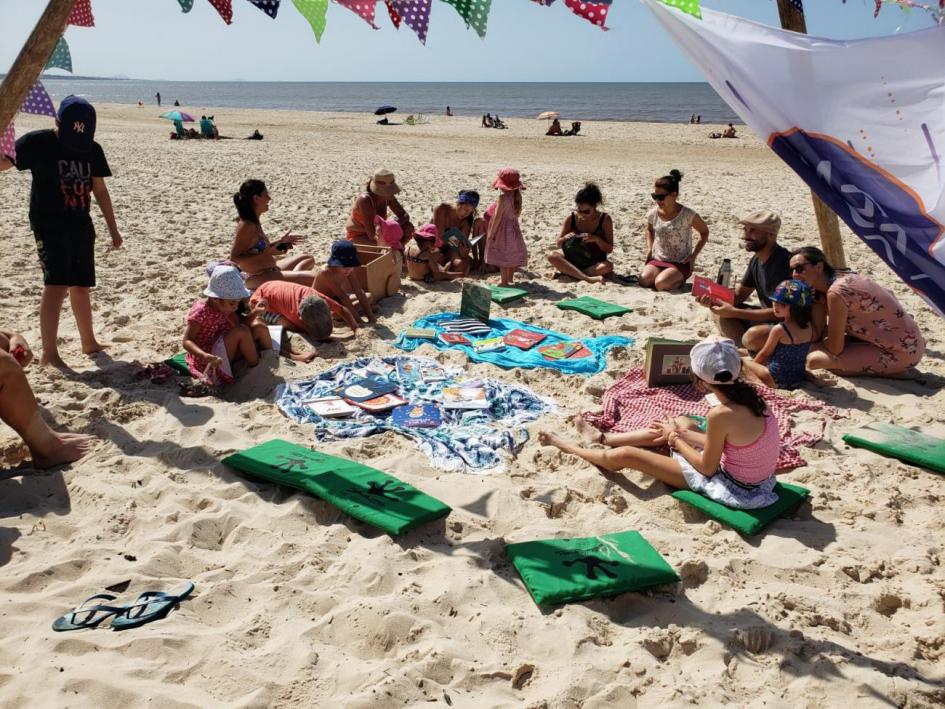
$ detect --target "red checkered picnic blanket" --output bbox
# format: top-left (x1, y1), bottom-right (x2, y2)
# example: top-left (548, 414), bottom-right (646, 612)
top-left (583, 369), bottom-right (840, 471)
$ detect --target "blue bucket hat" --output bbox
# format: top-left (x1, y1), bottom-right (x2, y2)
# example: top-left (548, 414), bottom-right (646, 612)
top-left (57, 95), bottom-right (96, 153)
top-left (328, 240), bottom-right (361, 268)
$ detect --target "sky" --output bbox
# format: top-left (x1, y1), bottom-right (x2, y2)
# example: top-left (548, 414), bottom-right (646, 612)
top-left (2, 0), bottom-right (938, 82)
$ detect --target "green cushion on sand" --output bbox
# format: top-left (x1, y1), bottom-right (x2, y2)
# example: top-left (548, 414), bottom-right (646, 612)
top-left (165, 352), bottom-right (189, 375)
top-left (843, 423), bottom-right (945, 474)
top-left (489, 285), bottom-right (528, 304)
top-left (505, 530), bottom-right (679, 606)
top-left (555, 296), bottom-right (631, 320)
top-left (222, 439), bottom-right (451, 535)
top-left (672, 482), bottom-right (809, 536)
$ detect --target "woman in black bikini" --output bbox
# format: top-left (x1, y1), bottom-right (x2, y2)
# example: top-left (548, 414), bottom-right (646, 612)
top-left (547, 183), bottom-right (614, 284)
top-left (229, 179), bottom-right (315, 290)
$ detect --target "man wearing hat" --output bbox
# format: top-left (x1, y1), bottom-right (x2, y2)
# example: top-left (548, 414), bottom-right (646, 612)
top-left (696, 210), bottom-right (792, 353)
top-left (0, 96), bottom-right (123, 368)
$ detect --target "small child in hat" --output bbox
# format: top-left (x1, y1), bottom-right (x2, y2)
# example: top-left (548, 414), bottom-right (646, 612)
top-left (313, 240), bottom-right (375, 324)
top-left (404, 224), bottom-right (465, 283)
top-left (741, 279), bottom-right (816, 389)
top-left (484, 167), bottom-right (528, 286)
top-left (182, 265), bottom-right (272, 385)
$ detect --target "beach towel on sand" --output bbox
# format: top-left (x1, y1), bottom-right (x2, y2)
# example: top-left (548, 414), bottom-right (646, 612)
top-left (165, 352), bottom-right (189, 375)
top-left (556, 296), bottom-right (631, 320)
top-left (490, 285), bottom-right (528, 304)
top-left (223, 439), bottom-right (450, 535)
top-left (843, 423), bottom-right (945, 474)
top-left (583, 369), bottom-right (842, 471)
top-left (277, 356), bottom-right (552, 473)
top-left (672, 482), bottom-right (810, 536)
top-left (396, 313), bottom-right (632, 375)
top-left (506, 531), bottom-right (679, 606)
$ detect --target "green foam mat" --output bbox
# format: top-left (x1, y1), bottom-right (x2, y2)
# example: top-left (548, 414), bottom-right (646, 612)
top-left (672, 482), bottom-right (809, 536)
top-left (555, 296), bottom-right (631, 320)
top-left (165, 352), bottom-right (189, 375)
top-left (506, 530), bottom-right (679, 606)
top-left (843, 423), bottom-right (945, 474)
top-left (222, 439), bottom-right (451, 535)
top-left (489, 285), bottom-right (528, 304)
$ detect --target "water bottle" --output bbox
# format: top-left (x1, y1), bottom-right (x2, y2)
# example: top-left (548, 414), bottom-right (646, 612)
top-left (717, 258), bottom-right (732, 287)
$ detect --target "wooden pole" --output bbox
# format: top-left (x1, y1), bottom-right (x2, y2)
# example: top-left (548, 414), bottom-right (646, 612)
top-left (775, 0), bottom-right (848, 269)
top-left (0, 0), bottom-right (76, 138)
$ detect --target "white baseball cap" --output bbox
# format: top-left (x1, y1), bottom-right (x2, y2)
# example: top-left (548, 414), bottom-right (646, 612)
top-left (690, 337), bottom-right (741, 384)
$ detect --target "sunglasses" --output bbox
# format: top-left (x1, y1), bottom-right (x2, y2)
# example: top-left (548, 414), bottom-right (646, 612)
top-left (791, 262), bottom-right (809, 274)
top-left (576, 208), bottom-right (593, 215)
top-left (651, 192), bottom-right (669, 201)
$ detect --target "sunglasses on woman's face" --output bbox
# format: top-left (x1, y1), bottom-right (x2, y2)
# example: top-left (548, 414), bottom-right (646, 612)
top-left (651, 192), bottom-right (669, 201)
top-left (577, 208), bottom-right (593, 215)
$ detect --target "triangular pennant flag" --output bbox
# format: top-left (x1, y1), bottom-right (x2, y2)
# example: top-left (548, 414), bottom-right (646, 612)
top-left (1, 123), bottom-right (15, 163)
top-left (391, 0), bottom-right (431, 43)
top-left (21, 82), bottom-right (57, 118)
top-left (563, 0), bottom-right (613, 28)
top-left (531, 0), bottom-right (556, 5)
top-left (208, 0), bottom-right (234, 23)
top-left (177, 0), bottom-right (195, 11)
top-left (385, 0), bottom-right (402, 28)
top-left (247, 0), bottom-right (281, 17)
top-left (656, 0), bottom-right (700, 20)
top-left (292, 0), bottom-right (329, 41)
top-left (45, 37), bottom-right (73, 73)
top-left (68, 0), bottom-right (95, 27)
top-left (336, 0), bottom-right (379, 28)
top-left (443, 0), bottom-right (491, 38)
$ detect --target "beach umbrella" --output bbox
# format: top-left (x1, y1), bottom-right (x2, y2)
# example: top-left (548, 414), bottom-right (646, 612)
top-left (159, 110), bottom-right (196, 122)
top-left (537, 111), bottom-right (560, 120)
top-left (374, 105), bottom-right (397, 116)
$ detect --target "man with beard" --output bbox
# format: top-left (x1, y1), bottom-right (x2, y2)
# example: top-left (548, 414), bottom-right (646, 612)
top-left (696, 211), bottom-right (792, 352)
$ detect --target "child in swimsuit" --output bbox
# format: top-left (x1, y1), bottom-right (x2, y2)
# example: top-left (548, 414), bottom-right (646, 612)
top-left (313, 240), bottom-right (376, 324)
top-left (742, 279), bottom-right (815, 389)
top-left (404, 224), bottom-right (465, 283)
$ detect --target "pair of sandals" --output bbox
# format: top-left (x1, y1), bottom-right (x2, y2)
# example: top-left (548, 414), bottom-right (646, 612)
top-left (52, 582), bottom-right (194, 632)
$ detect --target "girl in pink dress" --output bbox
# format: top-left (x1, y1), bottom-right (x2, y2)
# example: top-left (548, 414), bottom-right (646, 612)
top-left (485, 167), bottom-right (528, 286)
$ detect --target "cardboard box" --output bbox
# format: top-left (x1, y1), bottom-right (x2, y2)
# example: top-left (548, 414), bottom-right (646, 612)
top-left (354, 244), bottom-right (401, 299)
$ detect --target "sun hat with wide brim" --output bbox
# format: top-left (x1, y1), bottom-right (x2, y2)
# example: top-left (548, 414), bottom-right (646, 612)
top-left (493, 167), bottom-right (525, 192)
top-left (204, 265), bottom-right (252, 300)
top-left (369, 169), bottom-right (401, 197)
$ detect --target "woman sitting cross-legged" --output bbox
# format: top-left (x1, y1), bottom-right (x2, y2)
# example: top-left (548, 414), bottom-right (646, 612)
top-left (539, 338), bottom-right (782, 510)
top-left (547, 183), bottom-right (614, 284)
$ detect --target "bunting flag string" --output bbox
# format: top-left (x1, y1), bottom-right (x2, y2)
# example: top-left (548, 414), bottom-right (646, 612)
top-left (292, 0), bottom-right (329, 41)
top-left (208, 0), bottom-right (235, 23)
top-left (656, 0), bottom-right (699, 20)
top-left (336, 0), bottom-right (379, 28)
top-left (248, 0), bottom-right (281, 18)
top-left (68, 0), bottom-right (95, 27)
top-left (20, 82), bottom-right (57, 118)
top-left (392, 0), bottom-right (432, 43)
top-left (0, 123), bottom-right (15, 163)
top-left (177, 0), bottom-right (195, 11)
top-left (443, 0), bottom-right (491, 39)
top-left (385, 0), bottom-right (403, 28)
top-left (45, 37), bottom-right (73, 73)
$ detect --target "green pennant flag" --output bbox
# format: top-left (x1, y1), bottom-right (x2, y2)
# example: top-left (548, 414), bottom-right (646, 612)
top-left (658, 0), bottom-right (701, 19)
top-left (177, 0), bottom-right (195, 11)
top-left (292, 0), bottom-right (328, 42)
top-left (443, 0), bottom-right (491, 38)
top-left (45, 37), bottom-right (73, 73)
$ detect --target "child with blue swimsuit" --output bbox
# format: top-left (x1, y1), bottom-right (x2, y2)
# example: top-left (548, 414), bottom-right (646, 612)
top-left (742, 279), bottom-right (815, 389)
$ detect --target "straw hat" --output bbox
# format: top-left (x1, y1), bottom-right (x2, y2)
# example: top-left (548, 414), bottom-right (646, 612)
top-left (370, 169), bottom-right (401, 197)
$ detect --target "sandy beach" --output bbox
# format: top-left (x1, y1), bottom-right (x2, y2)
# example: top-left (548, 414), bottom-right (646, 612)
top-left (0, 104), bottom-right (943, 708)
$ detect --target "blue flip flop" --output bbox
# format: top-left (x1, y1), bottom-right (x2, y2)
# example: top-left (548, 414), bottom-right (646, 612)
top-left (52, 593), bottom-right (128, 632)
top-left (110, 582), bottom-right (195, 631)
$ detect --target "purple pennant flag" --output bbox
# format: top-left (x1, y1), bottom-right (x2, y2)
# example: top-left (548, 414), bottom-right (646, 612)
top-left (21, 82), bottom-right (57, 118)
top-left (391, 0), bottom-right (431, 44)
top-left (1, 123), bottom-right (15, 163)
top-left (247, 0), bottom-right (281, 17)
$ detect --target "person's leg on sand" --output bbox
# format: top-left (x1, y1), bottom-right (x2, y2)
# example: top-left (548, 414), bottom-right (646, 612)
top-left (224, 324), bottom-right (259, 367)
top-left (548, 251), bottom-right (595, 283)
top-left (39, 286), bottom-right (69, 368)
top-left (638, 263), bottom-right (661, 289)
top-left (654, 267), bottom-right (684, 292)
top-left (69, 287), bottom-right (107, 355)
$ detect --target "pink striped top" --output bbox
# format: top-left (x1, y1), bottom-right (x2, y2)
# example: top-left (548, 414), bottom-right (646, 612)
top-left (720, 412), bottom-right (780, 484)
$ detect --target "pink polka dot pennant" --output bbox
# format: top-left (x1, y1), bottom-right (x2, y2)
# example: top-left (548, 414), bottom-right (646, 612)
top-left (384, 0), bottom-right (403, 28)
top-left (1, 123), bottom-right (15, 163)
top-left (391, 0), bottom-right (431, 44)
top-left (20, 81), bottom-right (57, 118)
top-left (67, 0), bottom-right (95, 27)
top-left (247, 0), bottom-right (281, 18)
top-left (336, 0), bottom-right (379, 29)
top-left (563, 0), bottom-right (612, 30)
top-left (207, 0), bottom-right (234, 24)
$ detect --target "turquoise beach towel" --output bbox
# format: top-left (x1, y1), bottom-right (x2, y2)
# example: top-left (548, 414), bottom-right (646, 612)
top-left (395, 313), bottom-right (633, 375)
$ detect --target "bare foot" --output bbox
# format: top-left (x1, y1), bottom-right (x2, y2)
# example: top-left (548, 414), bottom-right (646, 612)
top-left (586, 275), bottom-right (605, 284)
top-left (806, 370), bottom-right (837, 388)
top-left (289, 350), bottom-right (318, 363)
top-left (82, 341), bottom-right (108, 355)
top-left (29, 432), bottom-right (94, 469)
top-left (537, 430), bottom-right (565, 449)
top-left (570, 414), bottom-right (602, 443)
top-left (39, 353), bottom-right (69, 369)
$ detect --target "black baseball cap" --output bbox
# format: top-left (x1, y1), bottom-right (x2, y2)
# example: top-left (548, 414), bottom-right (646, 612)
top-left (57, 95), bottom-right (96, 152)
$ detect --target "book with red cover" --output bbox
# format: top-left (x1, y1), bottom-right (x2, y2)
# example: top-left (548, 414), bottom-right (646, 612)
top-left (568, 344), bottom-right (592, 359)
top-left (440, 332), bottom-right (471, 346)
top-left (692, 275), bottom-right (735, 305)
top-left (538, 341), bottom-right (582, 360)
top-left (351, 393), bottom-right (408, 413)
top-left (503, 329), bottom-right (547, 349)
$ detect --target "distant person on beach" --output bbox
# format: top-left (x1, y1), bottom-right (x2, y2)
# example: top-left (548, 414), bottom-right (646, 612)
top-left (547, 183), bottom-right (614, 284)
top-left (200, 115), bottom-right (213, 139)
top-left (482, 113), bottom-right (493, 128)
top-left (433, 190), bottom-right (487, 276)
top-left (639, 169), bottom-right (709, 292)
top-left (156, 92), bottom-right (161, 107)
top-left (229, 179), bottom-right (316, 290)
top-left (346, 169), bottom-right (414, 248)
top-left (485, 167), bottom-right (528, 287)
top-left (689, 113), bottom-right (695, 124)
top-left (696, 114), bottom-right (701, 124)
top-left (546, 118), bottom-right (563, 136)
top-left (246, 129), bottom-right (264, 140)
top-left (0, 96), bottom-right (123, 368)
top-left (313, 241), bottom-right (375, 324)
top-left (182, 265), bottom-right (272, 386)
top-left (173, 99), bottom-right (180, 107)
top-left (723, 123), bottom-right (737, 138)
top-left (446, 106), bottom-right (453, 117)
top-left (789, 246), bottom-right (925, 376)
top-left (405, 224), bottom-right (465, 283)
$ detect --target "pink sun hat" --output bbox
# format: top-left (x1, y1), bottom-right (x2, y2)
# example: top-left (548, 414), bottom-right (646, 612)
top-left (492, 167), bottom-right (525, 192)
top-left (414, 222), bottom-right (442, 249)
